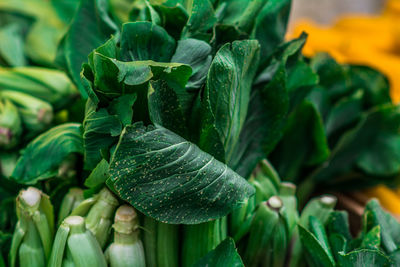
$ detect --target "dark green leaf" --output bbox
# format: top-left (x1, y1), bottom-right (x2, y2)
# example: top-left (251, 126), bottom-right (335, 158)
top-left (108, 94), bottom-right (137, 126)
top-left (171, 38), bottom-right (212, 91)
top-left (252, 0), bottom-right (291, 66)
top-left (200, 40), bottom-right (260, 162)
top-left (170, 38), bottom-right (212, 121)
top-left (356, 131), bottom-right (400, 177)
top-left (327, 211), bottom-right (352, 240)
top-left (364, 199), bottom-right (400, 253)
top-left (57, 0), bottom-right (118, 98)
top-left (390, 249), bottom-right (400, 266)
top-left (348, 65), bottom-right (391, 107)
top-left (109, 123), bottom-right (254, 224)
top-left (270, 101), bottom-right (330, 182)
top-left (309, 216), bottom-right (335, 263)
top-left (84, 159), bottom-right (109, 188)
top-left (119, 22), bottom-right (176, 62)
top-left (361, 226), bottom-right (381, 250)
top-left (286, 59), bottom-right (319, 110)
top-left (91, 53), bottom-right (192, 98)
top-left (310, 53), bottom-right (351, 99)
top-left (181, 0), bottom-right (216, 41)
top-left (329, 233), bottom-right (348, 261)
top-left (298, 224), bottom-right (335, 267)
top-left (152, 3), bottom-right (188, 39)
top-left (193, 238), bottom-right (244, 267)
top-left (325, 90), bottom-right (363, 138)
top-left (148, 80), bottom-right (188, 138)
top-left (312, 105), bottom-right (400, 184)
top-left (230, 63), bottom-right (288, 178)
top-left (11, 123), bottom-right (83, 184)
top-left (83, 99), bottom-right (122, 169)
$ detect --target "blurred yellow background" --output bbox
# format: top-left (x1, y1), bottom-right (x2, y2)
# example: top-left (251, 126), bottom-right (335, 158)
top-left (289, 0), bottom-right (400, 216)
top-left (289, 0), bottom-right (400, 103)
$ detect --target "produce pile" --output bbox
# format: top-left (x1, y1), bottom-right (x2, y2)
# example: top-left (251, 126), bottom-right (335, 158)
top-left (291, 0), bottom-right (400, 219)
top-left (1, 0), bottom-right (400, 266)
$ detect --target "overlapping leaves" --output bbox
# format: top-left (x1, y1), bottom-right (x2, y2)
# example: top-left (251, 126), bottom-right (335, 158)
top-left (109, 123), bottom-right (254, 224)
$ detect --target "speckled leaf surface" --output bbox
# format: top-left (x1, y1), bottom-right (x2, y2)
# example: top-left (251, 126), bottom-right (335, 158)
top-left (200, 40), bottom-right (260, 163)
top-left (109, 122), bottom-right (254, 224)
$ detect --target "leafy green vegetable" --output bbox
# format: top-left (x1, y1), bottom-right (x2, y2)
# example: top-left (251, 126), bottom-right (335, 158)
top-left (83, 99), bottom-right (122, 170)
top-left (298, 224), bottom-right (335, 267)
top-left (199, 40), bottom-right (260, 162)
top-left (120, 22), bottom-right (175, 62)
top-left (109, 123), bottom-right (254, 224)
top-left (56, 0), bottom-right (118, 98)
top-left (270, 101), bottom-right (330, 182)
top-left (193, 238), bottom-right (244, 267)
top-left (11, 123), bottom-right (83, 184)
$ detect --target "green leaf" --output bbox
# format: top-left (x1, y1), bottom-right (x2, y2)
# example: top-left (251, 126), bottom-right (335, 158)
top-left (181, 0), bottom-right (216, 41)
top-left (298, 224), bottom-right (335, 267)
top-left (171, 38), bottom-right (212, 91)
top-left (364, 199), bottom-right (400, 253)
top-left (51, 0), bottom-right (80, 24)
top-left (325, 90), bottom-right (364, 139)
top-left (56, 0), bottom-right (118, 98)
top-left (200, 40), bottom-right (260, 162)
top-left (108, 94), bottom-right (137, 126)
top-left (0, 67), bottom-right (78, 110)
top-left (361, 226), bottom-right (381, 250)
top-left (11, 123), bottom-right (83, 184)
top-left (312, 105), bottom-right (400, 185)
top-left (309, 216), bottom-right (335, 263)
top-left (286, 59), bottom-right (319, 110)
top-left (83, 99), bottom-right (122, 170)
top-left (193, 238), bottom-right (244, 267)
top-left (229, 63), bottom-right (288, 178)
top-left (85, 159), bottom-right (109, 188)
top-left (252, 0), bottom-right (291, 66)
top-left (356, 130), bottom-right (400, 177)
top-left (148, 80), bottom-right (188, 138)
top-left (329, 233), bottom-right (348, 261)
top-left (0, 23), bottom-right (26, 66)
top-left (151, 3), bottom-right (188, 39)
top-left (215, 0), bottom-right (251, 24)
top-left (119, 22), bottom-right (176, 62)
top-left (348, 65), bottom-right (391, 107)
top-left (109, 123), bottom-right (254, 224)
top-left (310, 53), bottom-right (351, 99)
top-left (90, 53), bottom-right (192, 98)
top-left (327, 211), bottom-right (352, 240)
top-left (270, 101), bottom-right (330, 182)
top-left (168, 38), bottom-right (212, 124)
top-left (338, 249), bottom-right (391, 267)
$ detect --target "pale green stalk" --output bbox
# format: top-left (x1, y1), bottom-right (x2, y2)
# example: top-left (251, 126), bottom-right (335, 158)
top-left (58, 188), bottom-right (84, 225)
top-left (105, 205), bottom-right (145, 267)
top-left (0, 90), bottom-right (53, 133)
top-left (48, 216), bottom-right (107, 267)
top-left (85, 188), bottom-right (119, 248)
top-left (9, 187), bottom-right (54, 267)
top-left (0, 99), bottom-right (21, 149)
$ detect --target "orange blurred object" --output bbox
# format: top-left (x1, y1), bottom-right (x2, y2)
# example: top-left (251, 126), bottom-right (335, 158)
top-left (362, 185), bottom-right (400, 216)
top-left (289, 0), bottom-right (400, 103)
